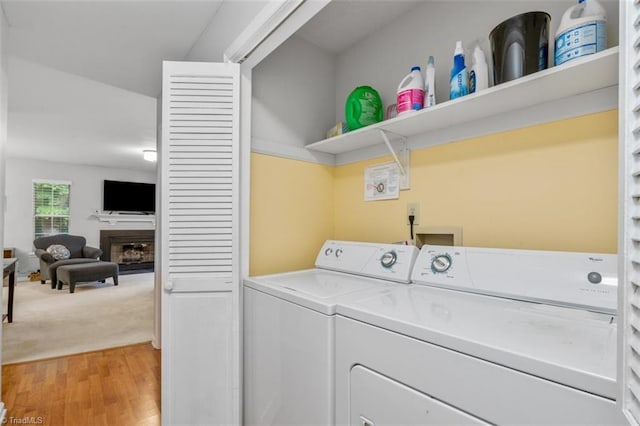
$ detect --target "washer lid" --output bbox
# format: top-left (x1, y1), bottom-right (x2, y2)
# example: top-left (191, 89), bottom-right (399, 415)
top-left (244, 269), bottom-right (395, 315)
top-left (337, 285), bottom-right (617, 399)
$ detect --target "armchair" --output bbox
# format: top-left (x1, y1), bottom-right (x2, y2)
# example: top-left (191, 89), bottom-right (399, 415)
top-left (33, 234), bottom-right (103, 289)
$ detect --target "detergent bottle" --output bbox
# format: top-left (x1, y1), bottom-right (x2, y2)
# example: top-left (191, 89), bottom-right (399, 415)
top-left (424, 56), bottom-right (436, 108)
top-left (469, 44), bottom-right (489, 94)
top-left (554, 0), bottom-right (607, 66)
top-left (450, 41), bottom-right (469, 100)
top-left (345, 86), bottom-right (383, 131)
top-left (397, 66), bottom-right (424, 114)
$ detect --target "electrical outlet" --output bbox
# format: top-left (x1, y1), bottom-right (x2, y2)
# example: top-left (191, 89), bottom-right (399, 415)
top-left (407, 203), bottom-right (420, 225)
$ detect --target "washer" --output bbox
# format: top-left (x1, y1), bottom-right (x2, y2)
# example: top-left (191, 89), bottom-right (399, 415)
top-left (335, 245), bottom-right (624, 425)
top-left (243, 240), bottom-right (418, 426)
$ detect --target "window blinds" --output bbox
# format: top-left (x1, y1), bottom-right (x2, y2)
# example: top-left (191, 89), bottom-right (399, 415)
top-left (33, 181), bottom-right (70, 238)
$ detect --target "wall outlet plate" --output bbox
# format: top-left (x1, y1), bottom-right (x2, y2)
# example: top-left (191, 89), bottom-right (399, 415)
top-left (407, 202), bottom-right (420, 225)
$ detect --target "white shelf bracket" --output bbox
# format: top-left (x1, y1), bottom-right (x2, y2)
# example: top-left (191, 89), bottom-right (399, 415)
top-left (378, 129), bottom-right (410, 190)
top-left (378, 129), bottom-right (408, 176)
top-left (378, 129), bottom-right (407, 176)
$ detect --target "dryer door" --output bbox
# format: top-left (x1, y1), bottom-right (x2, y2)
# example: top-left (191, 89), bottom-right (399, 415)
top-left (350, 365), bottom-right (488, 425)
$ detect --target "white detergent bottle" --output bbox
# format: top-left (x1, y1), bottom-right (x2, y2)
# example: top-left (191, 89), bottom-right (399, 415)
top-left (397, 66), bottom-right (424, 114)
top-left (469, 45), bottom-right (489, 94)
top-left (554, 0), bottom-right (607, 66)
top-left (449, 41), bottom-right (469, 100)
top-left (424, 56), bottom-right (436, 108)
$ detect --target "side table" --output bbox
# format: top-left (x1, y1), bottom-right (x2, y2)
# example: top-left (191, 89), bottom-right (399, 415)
top-left (3, 258), bottom-right (17, 323)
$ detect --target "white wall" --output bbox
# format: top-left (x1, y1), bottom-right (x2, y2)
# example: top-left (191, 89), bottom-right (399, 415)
top-left (4, 157), bottom-right (155, 274)
top-left (252, 35), bottom-right (336, 150)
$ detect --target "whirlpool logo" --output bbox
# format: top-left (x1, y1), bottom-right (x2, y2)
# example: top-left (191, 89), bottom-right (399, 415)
top-left (588, 257), bottom-right (604, 262)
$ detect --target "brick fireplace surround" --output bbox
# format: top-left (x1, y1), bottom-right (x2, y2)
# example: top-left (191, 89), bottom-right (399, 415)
top-left (99, 229), bottom-right (155, 274)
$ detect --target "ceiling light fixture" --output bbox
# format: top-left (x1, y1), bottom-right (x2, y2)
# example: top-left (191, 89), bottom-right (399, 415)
top-left (143, 149), bottom-right (157, 162)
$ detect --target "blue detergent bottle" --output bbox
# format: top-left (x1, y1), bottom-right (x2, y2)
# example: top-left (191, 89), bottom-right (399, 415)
top-left (450, 41), bottom-right (469, 100)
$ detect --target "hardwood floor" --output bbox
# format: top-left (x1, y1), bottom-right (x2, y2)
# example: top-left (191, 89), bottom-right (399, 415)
top-left (1, 342), bottom-right (160, 426)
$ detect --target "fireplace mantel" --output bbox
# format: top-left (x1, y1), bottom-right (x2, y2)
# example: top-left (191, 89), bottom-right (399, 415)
top-left (93, 213), bottom-right (155, 226)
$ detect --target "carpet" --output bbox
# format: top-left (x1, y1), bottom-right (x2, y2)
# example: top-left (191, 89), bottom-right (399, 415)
top-left (1, 272), bottom-right (154, 364)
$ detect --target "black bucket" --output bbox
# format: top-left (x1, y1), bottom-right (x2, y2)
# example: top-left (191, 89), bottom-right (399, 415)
top-left (489, 11), bottom-right (550, 85)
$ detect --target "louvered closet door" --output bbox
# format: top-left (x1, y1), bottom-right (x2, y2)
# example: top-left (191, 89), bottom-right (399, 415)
top-left (622, 1), bottom-right (640, 425)
top-left (160, 61), bottom-right (240, 426)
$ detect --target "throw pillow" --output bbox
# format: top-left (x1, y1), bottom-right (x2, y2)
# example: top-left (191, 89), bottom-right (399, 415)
top-left (46, 244), bottom-right (70, 261)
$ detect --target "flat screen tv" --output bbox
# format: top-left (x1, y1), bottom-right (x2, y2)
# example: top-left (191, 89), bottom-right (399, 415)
top-left (103, 180), bottom-right (155, 213)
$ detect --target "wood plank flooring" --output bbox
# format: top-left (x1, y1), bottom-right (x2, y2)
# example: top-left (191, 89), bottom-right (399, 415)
top-left (1, 342), bottom-right (160, 426)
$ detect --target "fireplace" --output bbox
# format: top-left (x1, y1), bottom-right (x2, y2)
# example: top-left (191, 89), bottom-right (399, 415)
top-left (100, 230), bottom-right (155, 274)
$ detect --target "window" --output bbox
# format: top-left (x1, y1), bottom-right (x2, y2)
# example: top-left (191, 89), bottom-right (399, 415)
top-left (33, 180), bottom-right (71, 238)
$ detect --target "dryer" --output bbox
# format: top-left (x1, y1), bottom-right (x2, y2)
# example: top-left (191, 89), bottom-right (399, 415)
top-left (243, 240), bottom-right (418, 426)
top-left (335, 245), bottom-right (624, 425)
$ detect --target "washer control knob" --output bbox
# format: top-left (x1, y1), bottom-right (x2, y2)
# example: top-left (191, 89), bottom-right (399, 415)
top-left (380, 251), bottom-right (397, 268)
top-left (588, 272), bottom-right (602, 284)
top-left (324, 248), bottom-right (333, 256)
top-left (335, 249), bottom-right (343, 258)
top-left (431, 254), bottom-right (452, 273)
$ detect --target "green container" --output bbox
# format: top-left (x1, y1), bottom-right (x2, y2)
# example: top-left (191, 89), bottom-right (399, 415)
top-left (345, 86), bottom-right (383, 131)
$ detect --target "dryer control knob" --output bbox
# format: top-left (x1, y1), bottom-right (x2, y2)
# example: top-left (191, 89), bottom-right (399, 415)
top-left (588, 272), bottom-right (602, 284)
top-left (431, 254), bottom-right (452, 273)
top-left (324, 248), bottom-right (333, 256)
top-left (380, 251), bottom-right (397, 268)
top-left (335, 249), bottom-right (343, 258)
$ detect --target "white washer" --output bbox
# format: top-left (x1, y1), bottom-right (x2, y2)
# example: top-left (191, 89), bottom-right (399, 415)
top-left (335, 245), bottom-right (624, 425)
top-left (243, 240), bottom-right (419, 426)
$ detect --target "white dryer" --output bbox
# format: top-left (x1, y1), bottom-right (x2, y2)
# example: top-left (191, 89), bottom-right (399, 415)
top-left (243, 240), bottom-right (418, 426)
top-left (335, 245), bottom-right (624, 425)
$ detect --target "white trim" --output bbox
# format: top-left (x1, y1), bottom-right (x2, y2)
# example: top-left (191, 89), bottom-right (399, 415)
top-left (224, 0), bottom-right (305, 64)
top-left (32, 178), bottom-right (72, 185)
top-left (238, 63), bottom-right (252, 426)
top-left (230, 61), bottom-right (242, 426)
top-left (92, 213), bottom-right (156, 226)
top-left (618, 0), bottom-right (636, 424)
top-left (227, 0), bottom-right (330, 70)
top-left (252, 137), bottom-right (335, 165)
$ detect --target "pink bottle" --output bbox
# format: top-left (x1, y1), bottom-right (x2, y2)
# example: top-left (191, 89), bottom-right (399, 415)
top-left (397, 66), bottom-right (424, 114)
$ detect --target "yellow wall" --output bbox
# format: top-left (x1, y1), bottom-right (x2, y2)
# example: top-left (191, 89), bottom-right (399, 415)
top-left (250, 153), bottom-right (334, 275)
top-left (250, 110), bottom-right (618, 275)
top-left (335, 110), bottom-right (618, 253)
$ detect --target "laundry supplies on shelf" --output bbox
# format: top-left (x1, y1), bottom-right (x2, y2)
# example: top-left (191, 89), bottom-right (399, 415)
top-left (345, 86), bottom-right (383, 131)
top-left (450, 41), bottom-right (469, 99)
top-left (397, 66), bottom-right (425, 114)
top-left (469, 44), bottom-right (489, 93)
top-left (554, 0), bottom-right (607, 66)
top-left (424, 56), bottom-right (436, 108)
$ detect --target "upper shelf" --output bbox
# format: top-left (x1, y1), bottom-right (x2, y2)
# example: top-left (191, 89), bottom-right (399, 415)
top-left (306, 47), bottom-right (619, 155)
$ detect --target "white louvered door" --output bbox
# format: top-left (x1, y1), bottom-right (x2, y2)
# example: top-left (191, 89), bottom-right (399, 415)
top-left (621, 1), bottom-right (640, 425)
top-left (160, 61), bottom-right (240, 426)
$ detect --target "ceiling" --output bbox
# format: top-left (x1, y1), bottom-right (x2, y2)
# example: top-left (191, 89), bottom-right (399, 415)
top-left (2, 0), bottom-right (267, 171)
top-left (1, 0), bottom-right (427, 172)
top-left (296, 0), bottom-right (423, 54)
